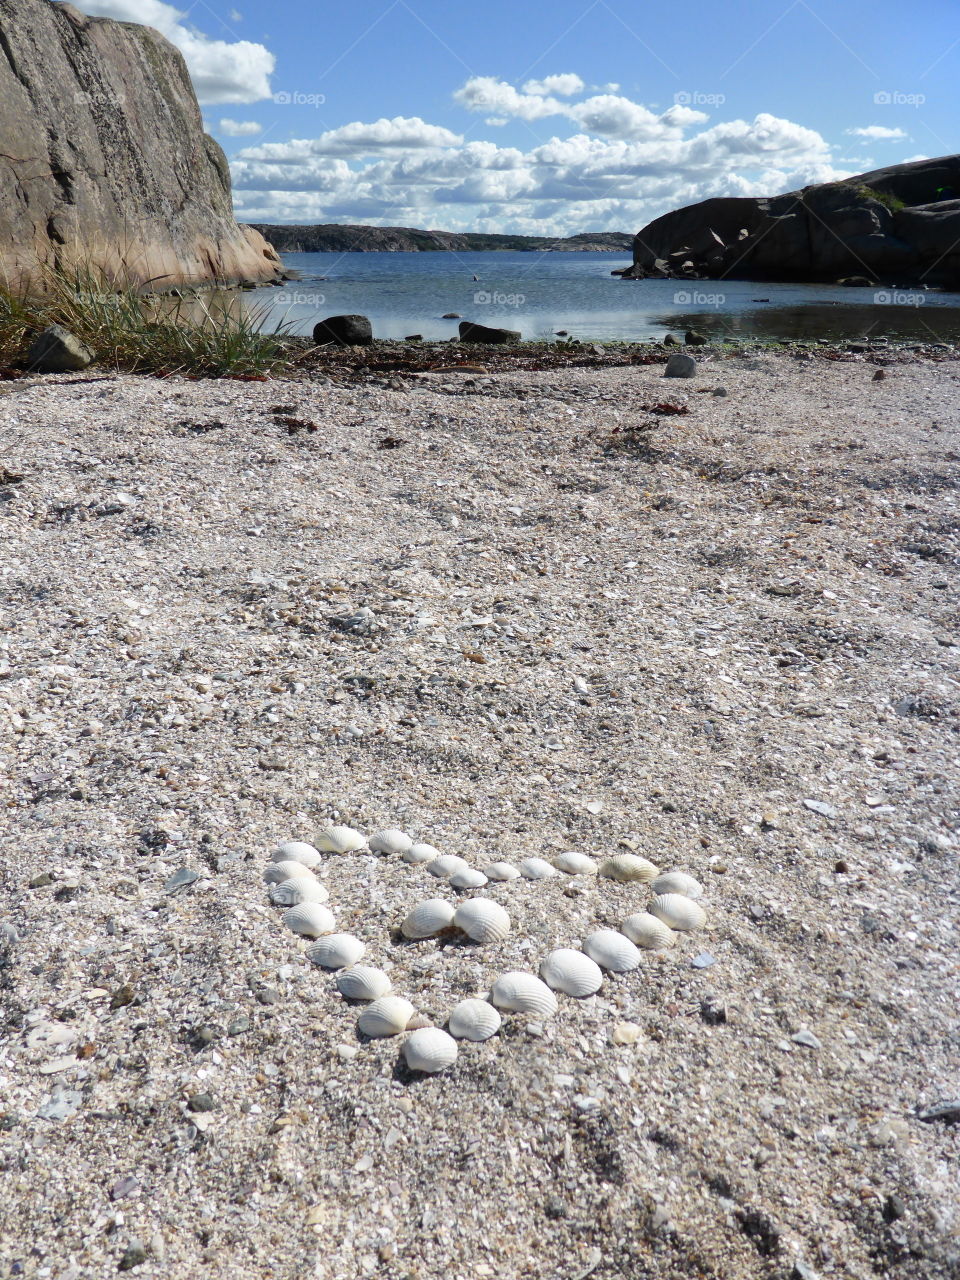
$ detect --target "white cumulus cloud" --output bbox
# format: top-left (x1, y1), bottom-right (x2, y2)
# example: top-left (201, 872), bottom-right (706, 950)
top-left (845, 126), bottom-right (909, 141)
top-left (73, 0), bottom-right (274, 103)
top-left (522, 73), bottom-right (585, 97)
top-left (217, 118), bottom-right (262, 136)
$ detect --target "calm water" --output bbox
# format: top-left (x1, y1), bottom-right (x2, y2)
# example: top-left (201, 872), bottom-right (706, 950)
top-left (246, 251), bottom-right (960, 344)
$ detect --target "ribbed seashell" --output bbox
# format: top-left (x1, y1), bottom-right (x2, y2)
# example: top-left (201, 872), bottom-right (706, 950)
top-left (485, 861), bottom-right (521, 881)
top-left (490, 972), bottom-right (558, 1018)
top-left (519, 857), bottom-right (556, 880)
top-left (368, 828), bottom-right (413, 856)
top-left (315, 824), bottom-right (367, 854)
top-left (449, 866), bottom-right (488, 889)
top-left (621, 911), bottom-right (677, 950)
top-left (448, 999), bottom-right (502, 1042)
top-left (268, 876), bottom-right (329, 906)
top-left (650, 893), bottom-right (707, 931)
top-left (553, 851), bottom-right (598, 876)
top-left (425, 854), bottom-right (470, 880)
top-left (401, 898), bottom-right (455, 939)
top-left (582, 929), bottom-right (642, 972)
top-left (282, 903), bottom-right (335, 938)
top-left (357, 996), bottom-right (415, 1038)
top-left (403, 1027), bottom-right (458, 1073)
top-left (270, 841), bottom-right (322, 869)
top-left (403, 842), bottom-right (440, 864)
top-left (336, 966), bottom-right (392, 1001)
top-left (306, 933), bottom-right (365, 969)
top-left (650, 872), bottom-right (703, 900)
top-left (598, 854), bottom-right (659, 884)
top-left (453, 898), bottom-right (510, 944)
top-left (264, 860), bottom-right (313, 885)
top-left (540, 948), bottom-right (603, 997)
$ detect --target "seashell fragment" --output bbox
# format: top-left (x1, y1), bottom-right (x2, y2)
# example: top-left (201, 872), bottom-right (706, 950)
top-left (425, 854), bottom-right (470, 880)
top-left (268, 876), bottom-right (329, 906)
top-left (358, 996), bottom-right (415, 1038)
top-left (540, 948), bottom-right (603, 997)
top-left (582, 929), bottom-right (642, 972)
top-left (264, 860), bottom-right (314, 885)
top-left (403, 842), bottom-right (440, 865)
top-left (553, 850), bottom-right (599, 876)
top-left (490, 972), bottom-right (558, 1018)
top-left (282, 903), bottom-right (335, 938)
top-left (271, 841), bottom-right (322, 869)
top-left (315, 824), bottom-right (367, 854)
top-left (598, 854), bottom-right (659, 884)
top-left (485, 861), bottom-right (521, 881)
top-left (368, 828), bottom-right (413, 856)
top-left (336, 966), bottom-right (392, 1001)
top-left (453, 898), bottom-right (511, 944)
top-left (448, 999), bottom-right (502, 1042)
top-left (650, 871), bottom-right (703, 900)
top-left (650, 893), bottom-right (707, 931)
top-left (519, 857), bottom-right (556, 880)
top-left (401, 899), bottom-right (456, 939)
top-left (306, 933), bottom-right (365, 969)
top-left (621, 911), bottom-right (677, 950)
top-left (403, 1027), bottom-right (458, 1073)
top-left (449, 866), bottom-right (488, 889)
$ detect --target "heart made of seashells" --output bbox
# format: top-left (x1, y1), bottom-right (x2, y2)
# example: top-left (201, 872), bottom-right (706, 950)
top-left (264, 830), bottom-right (709, 1073)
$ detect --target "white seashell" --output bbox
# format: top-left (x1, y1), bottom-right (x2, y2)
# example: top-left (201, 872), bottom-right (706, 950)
top-left (553, 850), bottom-right (599, 876)
top-left (490, 972), bottom-right (558, 1018)
top-left (449, 866), bottom-right (488, 889)
top-left (403, 842), bottom-right (440, 864)
top-left (582, 929), bottom-right (642, 972)
top-left (282, 902), bottom-right (335, 938)
top-left (448, 999), bottom-right (502, 1042)
top-left (264, 860), bottom-right (314, 885)
top-left (401, 899), bottom-right (456, 939)
top-left (315, 824), bottom-right (367, 854)
top-left (650, 871), bottom-right (703, 900)
top-left (403, 1027), bottom-right (458, 1073)
top-left (485, 861), bottom-right (521, 881)
top-left (336, 966), bottom-right (393, 1001)
top-left (621, 911), bottom-right (677, 950)
top-left (270, 841), bottom-right (322, 869)
top-left (540, 948), bottom-right (603, 997)
top-left (519, 857), bottom-right (556, 880)
top-left (368, 828), bottom-right (413, 856)
top-left (306, 933), bottom-right (365, 969)
top-left (268, 876), bottom-right (330, 906)
top-left (650, 893), bottom-right (707, 931)
top-left (425, 854), bottom-right (470, 880)
top-left (598, 854), bottom-right (659, 884)
top-left (453, 898), bottom-right (511, 944)
top-left (358, 996), bottom-right (415, 1038)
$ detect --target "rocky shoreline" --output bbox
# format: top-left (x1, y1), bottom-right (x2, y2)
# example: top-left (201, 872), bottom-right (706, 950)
top-left (0, 349), bottom-right (957, 1278)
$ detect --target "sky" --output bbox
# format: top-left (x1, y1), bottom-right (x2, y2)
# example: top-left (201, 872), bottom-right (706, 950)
top-left (70, 0), bottom-right (958, 235)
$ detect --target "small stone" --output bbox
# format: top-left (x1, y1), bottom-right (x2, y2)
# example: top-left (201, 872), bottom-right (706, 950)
top-left (163, 867), bottom-right (199, 893)
top-left (700, 995), bottom-right (727, 1025)
top-left (791, 1028), bottom-right (822, 1050)
top-left (690, 951), bottom-right (717, 969)
top-left (611, 1021), bottom-right (643, 1046)
top-left (110, 1176), bottom-right (139, 1201)
top-left (802, 799), bottom-right (838, 819)
top-left (791, 1263), bottom-right (820, 1280)
top-left (27, 324), bottom-right (95, 373)
top-left (684, 330), bottom-right (708, 346)
top-left (186, 1093), bottom-right (218, 1113)
top-left (917, 1099), bottom-right (960, 1124)
top-left (118, 1242), bottom-right (147, 1272)
top-left (664, 352), bottom-right (697, 378)
top-left (226, 1015), bottom-right (250, 1036)
top-left (255, 987), bottom-right (279, 1006)
top-left (29, 872), bottom-right (55, 888)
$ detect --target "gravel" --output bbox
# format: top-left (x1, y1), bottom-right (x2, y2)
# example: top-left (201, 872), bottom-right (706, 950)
top-left (0, 351), bottom-right (958, 1278)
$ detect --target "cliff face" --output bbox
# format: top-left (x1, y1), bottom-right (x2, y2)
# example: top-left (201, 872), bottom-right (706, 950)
top-left (630, 155), bottom-right (960, 287)
top-left (250, 224), bottom-right (633, 253)
top-left (0, 0), bottom-right (282, 291)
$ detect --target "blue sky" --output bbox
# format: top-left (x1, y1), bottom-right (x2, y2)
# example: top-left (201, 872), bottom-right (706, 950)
top-left (74, 0), bottom-right (958, 233)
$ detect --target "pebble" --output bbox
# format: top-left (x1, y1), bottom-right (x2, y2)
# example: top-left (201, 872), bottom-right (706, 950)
top-left (690, 951), bottom-right (716, 968)
top-left (802, 799), bottom-right (838, 819)
top-left (791, 1028), bottom-right (822, 1050)
top-left (611, 1021), bottom-right (643, 1046)
top-left (118, 1242), bottom-right (148, 1272)
top-left (226, 1015), bottom-right (250, 1036)
top-left (164, 867), bottom-right (199, 893)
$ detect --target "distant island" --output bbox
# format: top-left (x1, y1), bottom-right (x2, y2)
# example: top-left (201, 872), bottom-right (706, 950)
top-left (247, 224), bottom-right (633, 253)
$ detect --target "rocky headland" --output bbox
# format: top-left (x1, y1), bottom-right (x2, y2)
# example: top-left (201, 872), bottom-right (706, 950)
top-left (250, 224), bottom-right (633, 253)
top-left (0, 0), bottom-right (282, 292)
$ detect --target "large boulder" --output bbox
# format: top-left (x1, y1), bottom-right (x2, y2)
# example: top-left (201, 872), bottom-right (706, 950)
top-left (312, 315), bottom-right (373, 346)
top-left (0, 0), bottom-right (283, 292)
top-left (629, 155), bottom-right (960, 288)
top-left (26, 324), bottom-right (94, 373)
top-left (459, 321), bottom-right (522, 344)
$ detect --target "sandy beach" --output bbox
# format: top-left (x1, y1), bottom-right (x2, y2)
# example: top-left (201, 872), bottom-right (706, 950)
top-left (0, 346), bottom-right (957, 1279)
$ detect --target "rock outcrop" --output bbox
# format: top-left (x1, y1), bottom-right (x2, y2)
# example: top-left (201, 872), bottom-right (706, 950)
top-left (0, 0), bottom-right (283, 291)
top-left (251, 224), bottom-right (633, 253)
top-left (628, 155), bottom-right (960, 288)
